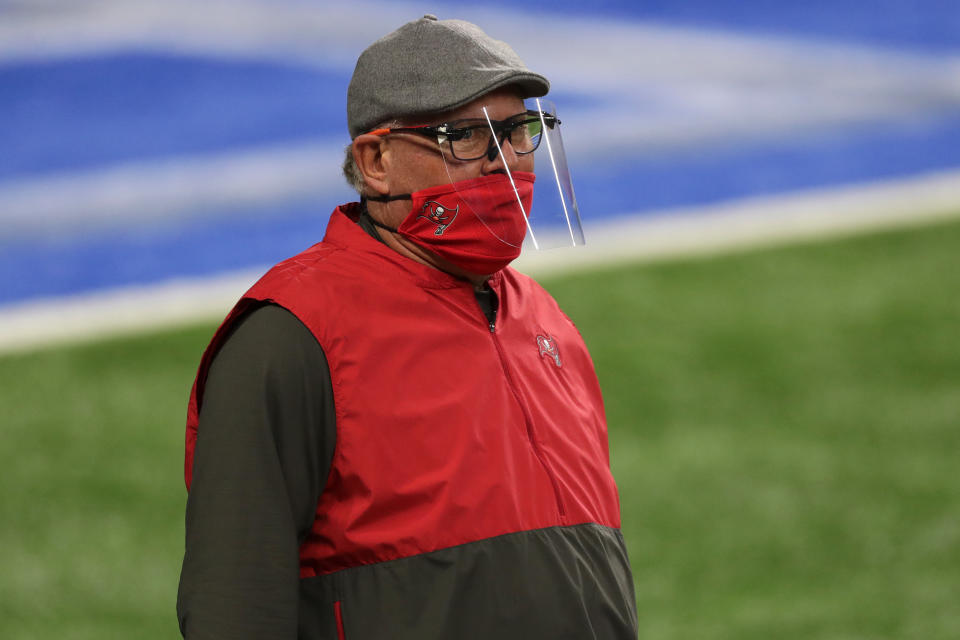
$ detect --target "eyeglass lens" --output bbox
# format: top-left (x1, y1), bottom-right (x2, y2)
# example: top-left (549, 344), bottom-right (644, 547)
top-left (446, 116), bottom-right (549, 161)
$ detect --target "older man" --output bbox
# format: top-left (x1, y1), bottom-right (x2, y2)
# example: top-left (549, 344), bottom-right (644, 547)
top-left (178, 15), bottom-right (637, 639)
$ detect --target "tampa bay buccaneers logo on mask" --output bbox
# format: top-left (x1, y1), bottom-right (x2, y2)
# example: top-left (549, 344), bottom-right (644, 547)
top-left (417, 201), bottom-right (458, 236)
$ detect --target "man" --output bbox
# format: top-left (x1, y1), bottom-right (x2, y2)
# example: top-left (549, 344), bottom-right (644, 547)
top-left (178, 14), bottom-right (638, 639)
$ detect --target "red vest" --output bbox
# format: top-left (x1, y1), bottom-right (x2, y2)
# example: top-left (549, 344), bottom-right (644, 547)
top-left (185, 204), bottom-right (622, 577)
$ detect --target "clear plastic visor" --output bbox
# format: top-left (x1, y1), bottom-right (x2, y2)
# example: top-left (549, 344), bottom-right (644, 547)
top-left (436, 98), bottom-right (585, 250)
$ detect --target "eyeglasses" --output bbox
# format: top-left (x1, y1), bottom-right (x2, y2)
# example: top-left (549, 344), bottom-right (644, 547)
top-left (367, 110), bottom-right (560, 161)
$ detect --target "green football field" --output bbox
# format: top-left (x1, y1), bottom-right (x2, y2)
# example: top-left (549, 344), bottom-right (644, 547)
top-left (2, 219), bottom-right (958, 639)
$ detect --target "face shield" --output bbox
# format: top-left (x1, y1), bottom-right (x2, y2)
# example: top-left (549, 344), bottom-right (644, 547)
top-left (434, 98), bottom-right (585, 252)
top-left (365, 98), bottom-right (584, 274)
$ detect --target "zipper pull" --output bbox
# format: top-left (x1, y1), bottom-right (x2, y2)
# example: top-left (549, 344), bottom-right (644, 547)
top-left (489, 321), bottom-right (496, 333)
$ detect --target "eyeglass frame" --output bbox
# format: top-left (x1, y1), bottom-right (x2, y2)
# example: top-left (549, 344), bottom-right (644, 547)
top-left (365, 110), bottom-right (560, 162)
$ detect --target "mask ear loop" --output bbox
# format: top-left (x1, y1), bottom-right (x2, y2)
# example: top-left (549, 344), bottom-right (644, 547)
top-left (482, 106), bottom-right (540, 251)
top-left (366, 193), bottom-right (412, 203)
top-left (361, 193), bottom-right (412, 234)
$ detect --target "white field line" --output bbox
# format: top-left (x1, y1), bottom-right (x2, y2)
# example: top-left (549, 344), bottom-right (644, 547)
top-left (1, 167), bottom-right (958, 355)
top-left (0, 269), bottom-right (267, 355)
top-left (0, 143), bottom-right (347, 237)
top-left (513, 167), bottom-right (960, 275)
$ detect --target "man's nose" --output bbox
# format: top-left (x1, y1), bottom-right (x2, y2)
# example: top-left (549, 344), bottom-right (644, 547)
top-left (482, 134), bottom-right (520, 174)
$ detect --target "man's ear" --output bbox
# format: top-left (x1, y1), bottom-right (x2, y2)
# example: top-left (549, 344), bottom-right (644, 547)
top-left (352, 135), bottom-right (391, 197)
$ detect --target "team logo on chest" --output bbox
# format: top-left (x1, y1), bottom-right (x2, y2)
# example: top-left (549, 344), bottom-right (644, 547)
top-left (536, 334), bottom-right (562, 368)
top-left (417, 201), bottom-right (459, 235)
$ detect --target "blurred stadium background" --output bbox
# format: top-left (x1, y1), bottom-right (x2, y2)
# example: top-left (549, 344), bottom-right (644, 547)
top-left (1, 1), bottom-right (958, 638)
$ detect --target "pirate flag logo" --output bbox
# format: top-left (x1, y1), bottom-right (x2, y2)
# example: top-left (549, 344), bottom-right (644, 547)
top-left (417, 200), bottom-right (459, 236)
top-left (536, 334), bottom-right (562, 368)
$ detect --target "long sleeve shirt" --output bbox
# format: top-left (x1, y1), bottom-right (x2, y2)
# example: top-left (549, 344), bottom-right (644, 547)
top-left (177, 304), bottom-right (335, 638)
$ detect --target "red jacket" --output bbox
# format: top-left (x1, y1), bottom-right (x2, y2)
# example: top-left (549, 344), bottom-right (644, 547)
top-left (184, 204), bottom-right (636, 638)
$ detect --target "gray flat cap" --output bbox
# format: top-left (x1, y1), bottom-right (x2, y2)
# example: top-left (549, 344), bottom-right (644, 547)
top-left (347, 14), bottom-right (549, 138)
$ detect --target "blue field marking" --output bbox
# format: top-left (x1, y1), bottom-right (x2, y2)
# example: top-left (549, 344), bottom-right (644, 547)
top-left (0, 197), bottom-right (333, 305)
top-left (432, 0), bottom-right (960, 53)
top-left (0, 52), bottom-right (349, 180)
top-left (571, 116), bottom-right (960, 218)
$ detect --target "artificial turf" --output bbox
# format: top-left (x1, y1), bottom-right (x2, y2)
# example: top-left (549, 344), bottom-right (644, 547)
top-left (1, 218), bottom-right (958, 639)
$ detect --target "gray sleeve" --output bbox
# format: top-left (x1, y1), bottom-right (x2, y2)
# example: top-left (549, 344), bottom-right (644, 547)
top-left (177, 304), bottom-right (336, 639)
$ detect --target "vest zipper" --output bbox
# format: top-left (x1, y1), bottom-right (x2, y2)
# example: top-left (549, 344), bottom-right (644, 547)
top-left (481, 292), bottom-right (568, 524)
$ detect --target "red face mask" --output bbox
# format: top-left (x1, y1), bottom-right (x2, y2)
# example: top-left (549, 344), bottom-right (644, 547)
top-left (367, 172), bottom-right (535, 275)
